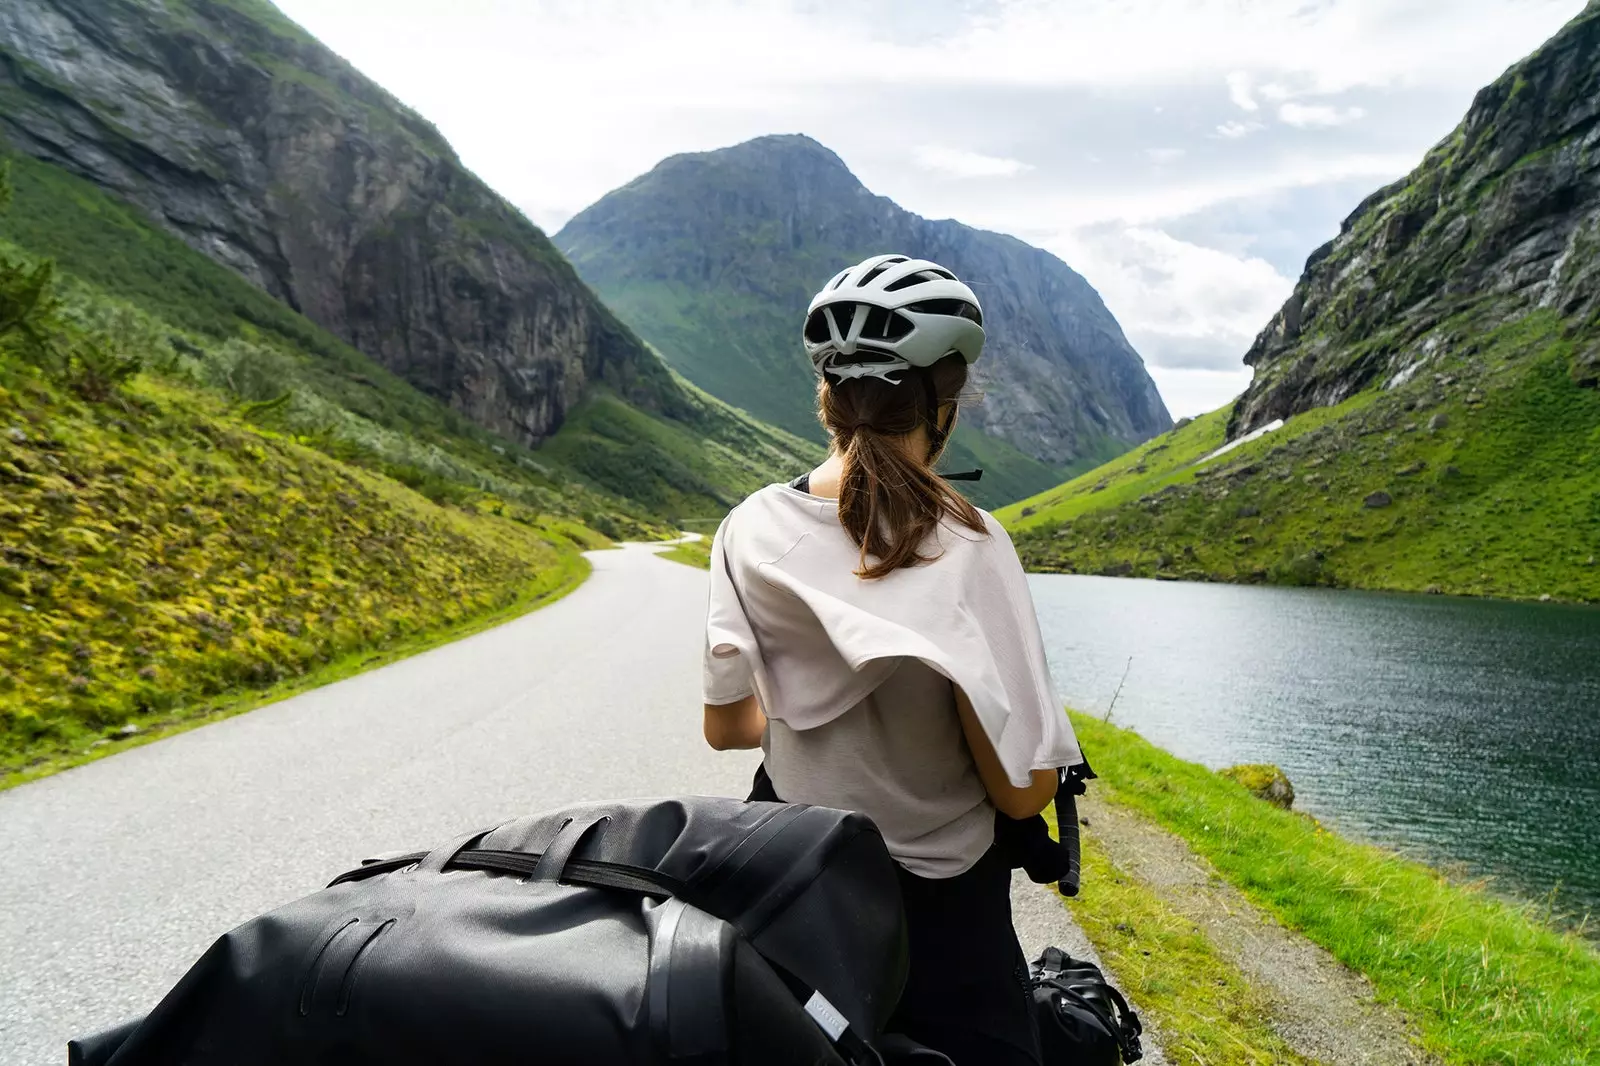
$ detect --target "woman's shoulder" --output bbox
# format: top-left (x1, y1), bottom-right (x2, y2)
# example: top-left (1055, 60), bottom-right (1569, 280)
top-left (716, 481), bottom-right (832, 561)
top-left (938, 504), bottom-right (1016, 554)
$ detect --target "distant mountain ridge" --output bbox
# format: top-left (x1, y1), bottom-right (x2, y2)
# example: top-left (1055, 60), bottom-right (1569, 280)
top-left (556, 135), bottom-right (1171, 504)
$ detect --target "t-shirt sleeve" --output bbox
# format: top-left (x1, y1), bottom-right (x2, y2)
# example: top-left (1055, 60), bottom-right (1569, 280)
top-left (703, 518), bottom-right (757, 705)
top-left (970, 516), bottom-right (1082, 783)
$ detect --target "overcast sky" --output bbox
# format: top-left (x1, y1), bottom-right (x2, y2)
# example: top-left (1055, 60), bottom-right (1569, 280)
top-left (272, 0), bottom-right (1585, 418)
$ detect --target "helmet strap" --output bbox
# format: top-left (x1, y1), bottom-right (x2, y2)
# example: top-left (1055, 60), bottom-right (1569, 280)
top-left (922, 373), bottom-right (952, 459)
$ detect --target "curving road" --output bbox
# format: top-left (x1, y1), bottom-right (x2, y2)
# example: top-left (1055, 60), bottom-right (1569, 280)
top-left (0, 543), bottom-right (1083, 1065)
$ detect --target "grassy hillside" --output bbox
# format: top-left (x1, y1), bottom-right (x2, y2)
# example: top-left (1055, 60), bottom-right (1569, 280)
top-left (0, 337), bottom-right (599, 781)
top-left (999, 312), bottom-right (1600, 602)
top-left (0, 151), bottom-right (813, 524)
top-left (0, 147), bottom-right (814, 781)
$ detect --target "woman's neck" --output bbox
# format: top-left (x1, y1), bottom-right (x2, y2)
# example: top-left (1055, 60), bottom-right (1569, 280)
top-left (808, 426), bottom-right (934, 499)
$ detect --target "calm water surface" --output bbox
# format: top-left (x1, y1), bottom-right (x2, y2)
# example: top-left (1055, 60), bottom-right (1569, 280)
top-left (1029, 575), bottom-right (1600, 919)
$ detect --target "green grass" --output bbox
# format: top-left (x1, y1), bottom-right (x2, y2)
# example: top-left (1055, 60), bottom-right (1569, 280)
top-left (1071, 712), bottom-right (1600, 1066)
top-left (2, 546), bottom-right (590, 792)
top-left (0, 358), bottom-right (598, 779)
top-left (1064, 835), bottom-right (1316, 1066)
top-left (537, 386), bottom-right (823, 519)
top-left (658, 539), bottom-right (712, 569)
top-left (1000, 312), bottom-right (1600, 602)
top-left (0, 149), bottom-right (813, 525)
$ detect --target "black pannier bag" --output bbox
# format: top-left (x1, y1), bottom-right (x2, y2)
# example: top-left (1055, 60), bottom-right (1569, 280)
top-left (1029, 946), bottom-right (1144, 1065)
top-left (67, 797), bottom-right (918, 1066)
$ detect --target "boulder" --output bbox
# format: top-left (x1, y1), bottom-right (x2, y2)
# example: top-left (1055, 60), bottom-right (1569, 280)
top-left (1363, 490), bottom-right (1393, 509)
top-left (1219, 764), bottom-right (1296, 809)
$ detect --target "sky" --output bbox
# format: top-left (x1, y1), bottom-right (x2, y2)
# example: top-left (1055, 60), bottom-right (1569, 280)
top-left (271, 0), bottom-right (1587, 418)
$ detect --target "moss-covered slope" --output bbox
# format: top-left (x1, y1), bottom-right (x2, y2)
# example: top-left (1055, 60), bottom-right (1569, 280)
top-left (0, 363), bottom-right (599, 778)
top-left (1000, 313), bottom-right (1600, 602)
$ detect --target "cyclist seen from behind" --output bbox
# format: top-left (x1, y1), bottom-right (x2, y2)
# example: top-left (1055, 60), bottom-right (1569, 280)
top-left (700, 254), bottom-right (1086, 1065)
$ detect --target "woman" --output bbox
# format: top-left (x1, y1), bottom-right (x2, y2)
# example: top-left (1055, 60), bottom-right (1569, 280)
top-left (700, 254), bottom-right (1086, 1065)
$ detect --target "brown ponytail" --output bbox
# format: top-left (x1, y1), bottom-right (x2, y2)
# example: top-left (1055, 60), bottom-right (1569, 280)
top-left (818, 354), bottom-right (988, 579)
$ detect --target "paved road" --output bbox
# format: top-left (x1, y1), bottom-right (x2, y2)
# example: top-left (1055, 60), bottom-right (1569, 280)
top-left (0, 543), bottom-right (1082, 1065)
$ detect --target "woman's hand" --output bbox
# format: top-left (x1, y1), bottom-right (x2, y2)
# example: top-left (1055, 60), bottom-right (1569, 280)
top-left (703, 693), bottom-right (767, 751)
top-left (954, 685), bottom-right (1058, 819)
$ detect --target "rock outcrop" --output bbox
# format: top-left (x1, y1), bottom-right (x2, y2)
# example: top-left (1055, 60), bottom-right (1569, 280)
top-left (1231, 0), bottom-right (1600, 437)
top-left (557, 135), bottom-right (1171, 466)
top-left (0, 0), bottom-right (673, 446)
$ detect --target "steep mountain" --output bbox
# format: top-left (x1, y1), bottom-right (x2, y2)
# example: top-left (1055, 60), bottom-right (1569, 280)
top-left (556, 135), bottom-right (1170, 506)
top-left (999, 2), bottom-right (1600, 603)
top-left (1231, 0), bottom-right (1600, 434)
top-left (0, 0), bottom-right (819, 516)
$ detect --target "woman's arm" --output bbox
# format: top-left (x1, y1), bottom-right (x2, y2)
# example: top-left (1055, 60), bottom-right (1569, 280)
top-left (703, 693), bottom-right (767, 751)
top-left (954, 685), bottom-right (1058, 819)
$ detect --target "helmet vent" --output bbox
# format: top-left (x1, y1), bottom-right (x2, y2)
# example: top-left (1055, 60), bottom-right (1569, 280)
top-left (858, 263), bottom-right (892, 287)
top-left (907, 299), bottom-right (983, 327)
top-left (883, 270), bottom-right (944, 292)
top-left (864, 306), bottom-right (914, 340)
top-left (804, 309), bottom-right (832, 343)
top-left (828, 305), bottom-right (856, 337)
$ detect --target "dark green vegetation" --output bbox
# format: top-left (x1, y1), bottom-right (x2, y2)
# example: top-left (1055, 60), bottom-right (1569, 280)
top-left (1003, 3), bottom-right (1600, 599)
top-left (557, 134), bottom-right (1170, 509)
top-left (1072, 713), bottom-right (1600, 1066)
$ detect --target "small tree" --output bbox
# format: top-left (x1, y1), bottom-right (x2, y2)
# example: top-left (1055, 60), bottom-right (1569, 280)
top-left (0, 160), bottom-right (63, 370)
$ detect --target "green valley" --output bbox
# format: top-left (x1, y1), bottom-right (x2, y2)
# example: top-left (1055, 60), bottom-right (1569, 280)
top-left (1001, 312), bottom-right (1600, 602)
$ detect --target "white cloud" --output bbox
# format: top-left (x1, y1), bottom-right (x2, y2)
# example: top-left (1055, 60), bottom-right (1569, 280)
top-left (1147, 367), bottom-right (1255, 418)
top-left (1002, 151), bottom-right (1419, 230)
top-left (266, 0), bottom-right (1587, 418)
top-left (1145, 147), bottom-right (1187, 164)
top-left (1226, 71), bottom-right (1258, 111)
top-left (1215, 120), bottom-right (1266, 139)
top-left (913, 145), bottom-right (1034, 179)
top-left (1048, 226), bottom-right (1294, 378)
top-left (1279, 102), bottom-right (1369, 127)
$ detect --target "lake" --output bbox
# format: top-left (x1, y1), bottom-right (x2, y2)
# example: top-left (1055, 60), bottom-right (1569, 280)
top-left (1029, 575), bottom-right (1600, 923)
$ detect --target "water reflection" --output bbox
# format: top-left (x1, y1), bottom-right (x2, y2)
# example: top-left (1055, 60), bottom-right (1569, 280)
top-left (1031, 575), bottom-right (1600, 918)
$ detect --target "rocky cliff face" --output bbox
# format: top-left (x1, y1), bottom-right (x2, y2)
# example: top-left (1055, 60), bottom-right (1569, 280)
top-left (1232, 0), bottom-right (1600, 437)
top-left (556, 135), bottom-right (1171, 467)
top-left (0, 0), bottom-right (673, 446)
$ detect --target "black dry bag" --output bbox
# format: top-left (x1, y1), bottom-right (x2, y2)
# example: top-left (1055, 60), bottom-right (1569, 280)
top-left (1030, 946), bottom-right (1144, 1065)
top-left (68, 797), bottom-right (914, 1066)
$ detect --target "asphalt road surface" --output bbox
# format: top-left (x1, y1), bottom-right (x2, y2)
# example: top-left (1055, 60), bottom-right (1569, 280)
top-left (0, 542), bottom-right (1081, 1065)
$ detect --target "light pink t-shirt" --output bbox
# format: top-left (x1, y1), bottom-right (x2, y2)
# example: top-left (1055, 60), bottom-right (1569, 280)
top-left (702, 483), bottom-right (1083, 878)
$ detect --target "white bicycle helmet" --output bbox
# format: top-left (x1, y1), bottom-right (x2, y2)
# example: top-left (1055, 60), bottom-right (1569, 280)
top-left (804, 254), bottom-right (984, 382)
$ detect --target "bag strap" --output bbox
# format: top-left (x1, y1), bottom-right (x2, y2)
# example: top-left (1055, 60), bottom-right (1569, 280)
top-left (649, 898), bottom-right (733, 1064)
top-left (415, 828), bottom-right (491, 874)
top-left (530, 814), bottom-right (610, 882)
top-left (329, 848), bottom-right (684, 898)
